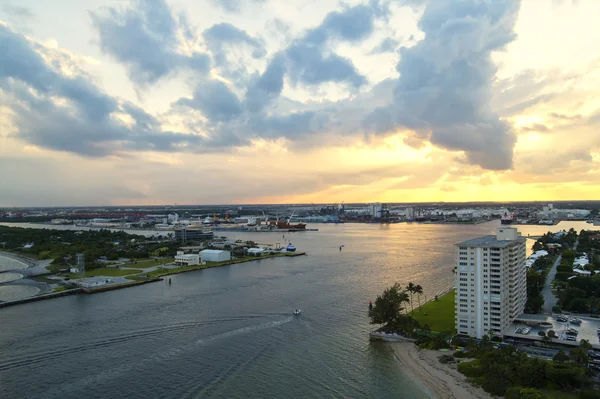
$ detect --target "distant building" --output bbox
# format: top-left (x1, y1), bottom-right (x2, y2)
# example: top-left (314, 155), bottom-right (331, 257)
top-left (247, 248), bottom-right (265, 256)
top-left (455, 227), bottom-right (527, 338)
top-left (79, 277), bottom-right (112, 289)
top-left (405, 207), bottom-right (414, 220)
top-left (174, 226), bottom-right (214, 242)
top-left (168, 213), bottom-right (179, 223)
top-left (174, 252), bottom-right (200, 266)
top-left (200, 250), bottom-right (231, 263)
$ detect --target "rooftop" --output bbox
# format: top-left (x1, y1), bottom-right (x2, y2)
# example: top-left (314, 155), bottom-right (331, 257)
top-left (456, 234), bottom-right (525, 248)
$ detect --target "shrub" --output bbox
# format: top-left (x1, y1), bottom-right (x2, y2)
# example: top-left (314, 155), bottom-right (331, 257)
top-left (580, 390), bottom-right (600, 399)
top-left (552, 306), bottom-right (562, 313)
top-left (505, 387), bottom-right (544, 399)
top-left (453, 351), bottom-right (471, 358)
top-left (457, 360), bottom-right (483, 378)
top-left (438, 354), bottom-right (455, 364)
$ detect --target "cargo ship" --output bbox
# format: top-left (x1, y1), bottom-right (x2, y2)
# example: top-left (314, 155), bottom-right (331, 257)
top-left (501, 212), bottom-right (516, 225)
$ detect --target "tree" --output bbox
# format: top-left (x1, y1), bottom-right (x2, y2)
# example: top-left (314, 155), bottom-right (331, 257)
top-left (406, 282), bottom-right (416, 314)
top-left (414, 284), bottom-right (423, 310)
top-left (505, 387), bottom-right (544, 399)
top-left (541, 335), bottom-right (551, 347)
top-left (553, 350), bottom-right (570, 363)
top-left (369, 283), bottom-right (410, 326)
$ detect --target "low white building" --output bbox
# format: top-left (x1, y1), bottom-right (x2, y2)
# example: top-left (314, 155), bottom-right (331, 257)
top-left (175, 253), bottom-right (200, 266)
top-left (247, 248), bottom-right (265, 256)
top-left (79, 277), bottom-right (112, 288)
top-left (200, 250), bottom-right (231, 263)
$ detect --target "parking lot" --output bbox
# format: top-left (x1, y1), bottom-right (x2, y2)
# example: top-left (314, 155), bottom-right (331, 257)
top-left (505, 314), bottom-right (600, 349)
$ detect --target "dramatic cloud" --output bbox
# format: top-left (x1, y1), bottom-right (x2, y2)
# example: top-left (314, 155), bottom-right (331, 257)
top-left (2, 0), bottom-right (600, 205)
top-left (90, 0), bottom-right (209, 85)
top-left (363, 0), bottom-right (522, 170)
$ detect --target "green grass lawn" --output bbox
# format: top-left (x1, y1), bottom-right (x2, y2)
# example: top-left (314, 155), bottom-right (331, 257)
top-left (122, 258), bottom-right (174, 269)
top-left (411, 289), bottom-right (456, 333)
top-left (68, 267), bottom-right (142, 279)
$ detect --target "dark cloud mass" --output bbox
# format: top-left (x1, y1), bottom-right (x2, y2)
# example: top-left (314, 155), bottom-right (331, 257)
top-left (90, 0), bottom-right (209, 85)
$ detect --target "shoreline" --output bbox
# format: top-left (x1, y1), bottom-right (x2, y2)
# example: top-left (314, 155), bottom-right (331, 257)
top-left (390, 342), bottom-right (491, 399)
top-left (0, 251), bottom-right (307, 308)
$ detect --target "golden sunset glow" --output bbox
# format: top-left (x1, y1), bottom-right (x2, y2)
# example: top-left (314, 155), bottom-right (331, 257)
top-left (1, 0), bottom-right (599, 206)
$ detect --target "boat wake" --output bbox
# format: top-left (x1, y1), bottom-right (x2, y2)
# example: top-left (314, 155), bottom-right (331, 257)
top-left (196, 316), bottom-right (294, 345)
top-left (0, 317), bottom-right (267, 372)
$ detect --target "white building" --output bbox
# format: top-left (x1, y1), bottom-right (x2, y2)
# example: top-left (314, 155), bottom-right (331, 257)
top-left (79, 277), bottom-right (112, 288)
top-left (174, 253), bottom-right (200, 266)
top-left (405, 207), bottom-right (415, 220)
top-left (247, 248), bottom-right (265, 256)
top-left (455, 227), bottom-right (527, 338)
top-left (168, 213), bottom-right (179, 223)
top-left (368, 203), bottom-right (382, 218)
top-left (200, 249), bottom-right (231, 263)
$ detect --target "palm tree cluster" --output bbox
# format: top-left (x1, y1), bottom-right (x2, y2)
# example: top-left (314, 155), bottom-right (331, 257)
top-left (405, 282), bottom-right (424, 314)
top-left (368, 282), bottom-right (426, 327)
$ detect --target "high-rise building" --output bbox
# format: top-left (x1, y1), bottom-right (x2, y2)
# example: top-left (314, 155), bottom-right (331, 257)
top-left (455, 227), bottom-right (527, 338)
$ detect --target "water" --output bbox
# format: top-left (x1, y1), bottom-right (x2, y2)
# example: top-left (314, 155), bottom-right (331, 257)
top-left (0, 221), bottom-right (591, 398)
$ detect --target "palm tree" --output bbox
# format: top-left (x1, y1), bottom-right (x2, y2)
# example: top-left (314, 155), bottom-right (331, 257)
top-left (414, 284), bottom-right (424, 311)
top-left (406, 282), bottom-right (416, 314)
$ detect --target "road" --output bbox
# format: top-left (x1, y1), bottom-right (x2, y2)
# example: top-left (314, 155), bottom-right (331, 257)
top-left (541, 238), bottom-right (579, 315)
top-left (541, 255), bottom-right (562, 315)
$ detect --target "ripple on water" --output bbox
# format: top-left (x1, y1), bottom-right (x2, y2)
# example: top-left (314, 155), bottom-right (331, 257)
top-left (0, 273), bottom-right (24, 284)
top-left (0, 285), bottom-right (39, 301)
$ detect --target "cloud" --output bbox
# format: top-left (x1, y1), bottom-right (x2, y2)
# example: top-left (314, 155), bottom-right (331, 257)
top-left (549, 112), bottom-right (582, 121)
top-left (0, 24), bottom-right (233, 157)
top-left (175, 79), bottom-right (243, 122)
top-left (202, 23), bottom-right (266, 83)
top-left (283, 2), bottom-right (388, 88)
top-left (244, 53), bottom-right (287, 112)
top-left (369, 37), bottom-right (400, 54)
top-left (2, 4), bottom-right (34, 19)
top-left (210, 0), bottom-right (267, 13)
top-left (519, 123), bottom-right (550, 133)
top-left (90, 0), bottom-right (210, 85)
top-left (362, 0), bottom-right (522, 170)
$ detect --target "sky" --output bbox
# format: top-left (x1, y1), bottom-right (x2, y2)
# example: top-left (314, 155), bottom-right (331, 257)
top-left (0, 0), bottom-right (599, 207)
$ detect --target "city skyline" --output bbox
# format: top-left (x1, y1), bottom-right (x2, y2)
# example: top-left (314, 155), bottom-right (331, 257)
top-left (1, 0), bottom-right (599, 207)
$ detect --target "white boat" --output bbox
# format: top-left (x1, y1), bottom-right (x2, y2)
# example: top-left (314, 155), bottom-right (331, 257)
top-left (293, 309), bottom-right (302, 315)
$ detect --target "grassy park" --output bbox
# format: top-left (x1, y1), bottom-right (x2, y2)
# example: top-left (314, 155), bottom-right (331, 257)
top-left (411, 289), bottom-right (456, 333)
top-left (122, 258), bottom-right (174, 268)
top-left (68, 267), bottom-right (142, 279)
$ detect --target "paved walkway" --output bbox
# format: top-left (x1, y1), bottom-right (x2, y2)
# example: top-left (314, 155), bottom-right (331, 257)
top-left (540, 238), bottom-right (579, 315)
top-left (541, 255), bottom-right (562, 315)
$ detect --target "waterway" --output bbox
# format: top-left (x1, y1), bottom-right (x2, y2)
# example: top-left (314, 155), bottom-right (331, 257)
top-left (0, 220), bottom-right (592, 398)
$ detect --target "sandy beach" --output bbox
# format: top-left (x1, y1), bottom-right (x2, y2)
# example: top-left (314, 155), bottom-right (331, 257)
top-left (391, 342), bottom-right (492, 399)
